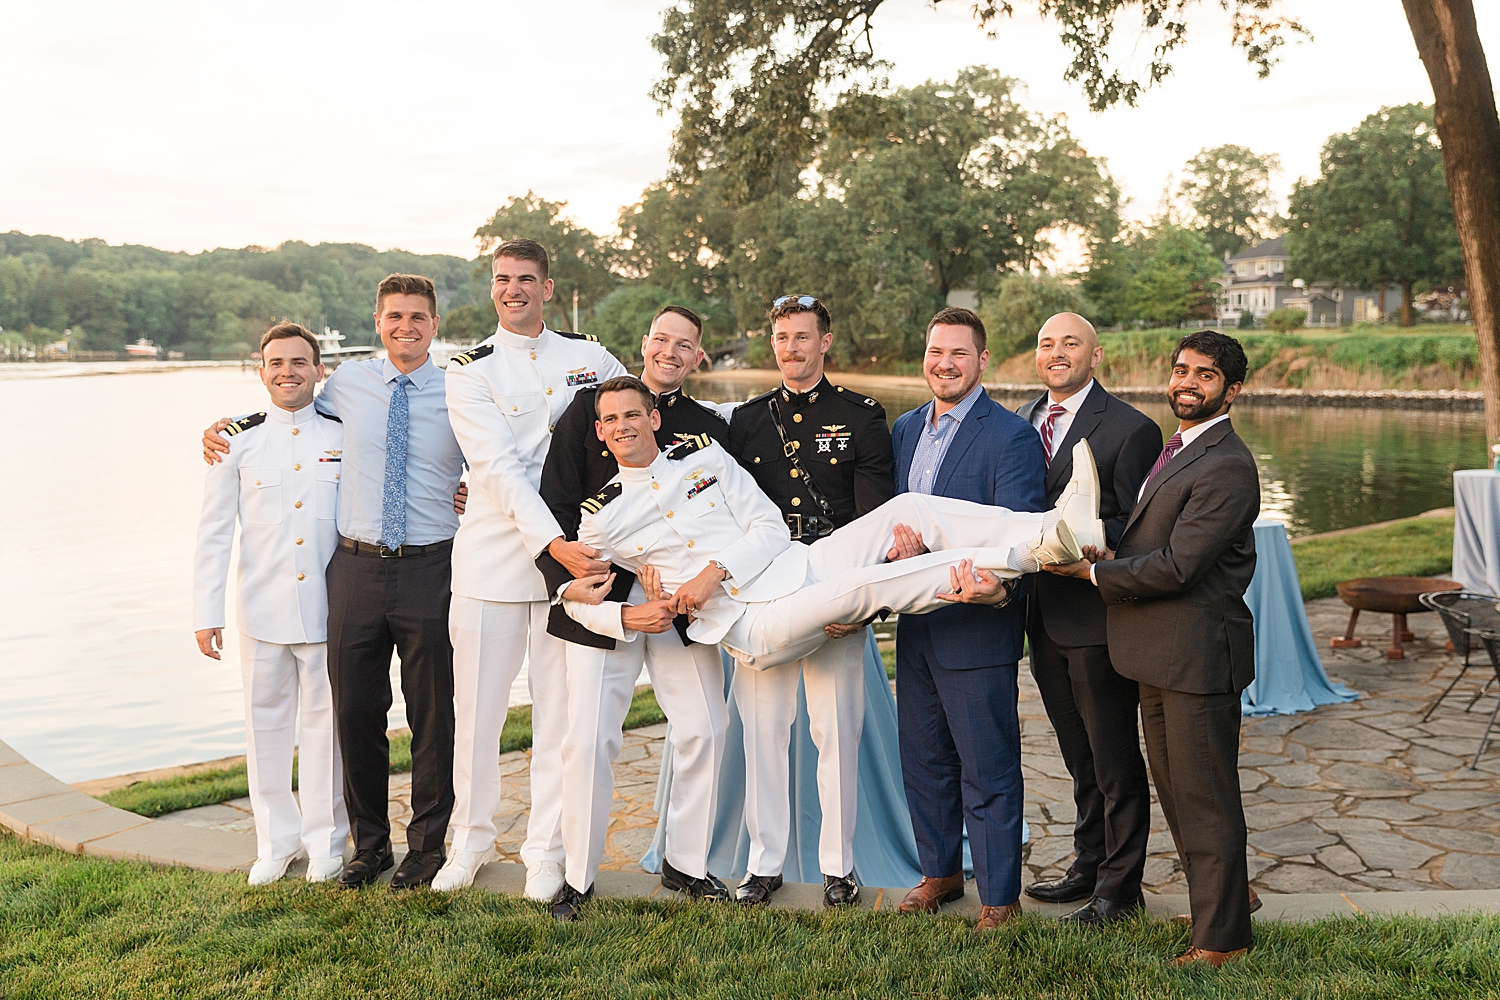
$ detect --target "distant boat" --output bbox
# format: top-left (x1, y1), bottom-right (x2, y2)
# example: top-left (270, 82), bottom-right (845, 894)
top-left (124, 338), bottom-right (160, 358)
top-left (316, 327), bottom-right (377, 368)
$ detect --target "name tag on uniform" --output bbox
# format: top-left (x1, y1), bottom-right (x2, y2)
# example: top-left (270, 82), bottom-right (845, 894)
top-left (566, 367), bottom-right (598, 387)
top-left (816, 425), bottom-right (852, 453)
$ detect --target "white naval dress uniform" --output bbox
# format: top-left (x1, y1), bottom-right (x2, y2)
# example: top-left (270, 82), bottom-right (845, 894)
top-left (192, 403), bottom-right (348, 864)
top-left (566, 441), bottom-right (1050, 875)
top-left (443, 326), bottom-right (627, 862)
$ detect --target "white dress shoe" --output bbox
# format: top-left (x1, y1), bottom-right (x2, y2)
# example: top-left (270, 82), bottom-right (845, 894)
top-left (1025, 520), bottom-right (1082, 570)
top-left (525, 860), bottom-right (566, 901)
top-left (305, 856), bottom-right (346, 883)
top-left (1054, 439), bottom-right (1106, 552)
top-left (432, 848), bottom-right (499, 892)
top-left (248, 850), bottom-right (303, 886)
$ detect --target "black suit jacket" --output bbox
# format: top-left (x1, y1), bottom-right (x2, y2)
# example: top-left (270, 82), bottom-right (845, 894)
top-left (1093, 418), bottom-right (1260, 695)
top-left (1016, 382), bottom-right (1161, 648)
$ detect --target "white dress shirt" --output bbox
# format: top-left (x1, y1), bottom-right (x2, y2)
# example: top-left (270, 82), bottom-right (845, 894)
top-left (313, 356), bottom-right (465, 546)
top-left (445, 325), bottom-right (627, 603)
top-left (1030, 379), bottom-right (1095, 462)
top-left (193, 403), bottom-right (344, 643)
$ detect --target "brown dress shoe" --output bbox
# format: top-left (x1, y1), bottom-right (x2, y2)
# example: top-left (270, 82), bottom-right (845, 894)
top-left (975, 902), bottom-right (1022, 931)
top-left (1170, 947), bottom-right (1247, 968)
top-left (1172, 886), bottom-right (1261, 926)
top-left (897, 875), bottom-right (965, 914)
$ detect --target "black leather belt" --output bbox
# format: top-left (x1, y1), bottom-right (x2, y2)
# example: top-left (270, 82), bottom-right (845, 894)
top-left (786, 513), bottom-right (836, 541)
top-left (339, 536), bottom-right (454, 558)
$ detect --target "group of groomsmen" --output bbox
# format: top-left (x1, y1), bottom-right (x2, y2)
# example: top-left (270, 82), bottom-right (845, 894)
top-left (193, 236), bottom-right (1264, 968)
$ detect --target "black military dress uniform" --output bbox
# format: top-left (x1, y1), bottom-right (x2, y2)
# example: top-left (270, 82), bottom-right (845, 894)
top-left (536, 385), bottom-right (731, 647)
top-left (724, 374), bottom-right (895, 907)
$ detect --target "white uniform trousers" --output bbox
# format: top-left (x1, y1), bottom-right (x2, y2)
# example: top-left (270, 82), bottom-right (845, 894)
top-left (237, 634), bottom-right (347, 862)
top-left (724, 494), bottom-right (1047, 670)
top-left (561, 589), bottom-right (728, 892)
top-left (448, 595), bottom-right (573, 862)
top-left (734, 628), bottom-right (866, 879)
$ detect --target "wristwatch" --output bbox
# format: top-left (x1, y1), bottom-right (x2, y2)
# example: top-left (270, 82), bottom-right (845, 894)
top-left (710, 560), bottom-right (731, 579)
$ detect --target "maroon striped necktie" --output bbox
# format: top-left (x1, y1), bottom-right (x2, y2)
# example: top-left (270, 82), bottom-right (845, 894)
top-left (1040, 404), bottom-right (1066, 465)
top-left (1143, 431), bottom-right (1184, 490)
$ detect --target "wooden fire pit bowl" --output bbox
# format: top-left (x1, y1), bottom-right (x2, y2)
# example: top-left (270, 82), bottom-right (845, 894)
top-left (1333, 576), bottom-right (1462, 659)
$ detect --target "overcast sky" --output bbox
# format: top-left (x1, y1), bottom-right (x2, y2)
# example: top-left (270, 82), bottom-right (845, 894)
top-left (5, 1), bottom-right (1496, 260)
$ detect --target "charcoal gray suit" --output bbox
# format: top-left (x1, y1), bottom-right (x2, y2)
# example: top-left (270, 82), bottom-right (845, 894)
top-left (1017, 382), bottom-right (1160, 903)
top-left (1093, 415), bottom-right (1259, 953)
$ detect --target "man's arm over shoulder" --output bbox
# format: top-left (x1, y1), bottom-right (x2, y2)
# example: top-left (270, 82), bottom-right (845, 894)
top-left (1094, 450), bottom-right (1260, 603)
top-left (989, 411), bottom-right (1047, 513)
top-left (539, 390), bottom-right (600, 539)
top-left (445, 363), bottom-right (563, 556)
top-left (1107, 412), bottom-right (1163, 549)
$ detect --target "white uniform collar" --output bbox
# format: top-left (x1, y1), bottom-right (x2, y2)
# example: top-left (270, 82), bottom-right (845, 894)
top-left (617, 451), bottom-right (663, 482)
top-left (494, 323), bottom-right (554, 354)
top-left (266, 402), bottom-right (320, 427)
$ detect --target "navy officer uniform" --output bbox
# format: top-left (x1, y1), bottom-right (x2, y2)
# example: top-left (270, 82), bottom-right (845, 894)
top-left (725, 375), bottom-right (895, 901)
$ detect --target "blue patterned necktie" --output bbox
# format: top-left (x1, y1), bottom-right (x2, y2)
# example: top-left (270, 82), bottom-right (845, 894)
top-left (380, 374), bottom-right (412, 549)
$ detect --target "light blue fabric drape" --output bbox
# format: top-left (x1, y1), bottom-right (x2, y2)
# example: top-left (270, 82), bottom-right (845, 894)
top-left (1241, 519), bottom-right (1358, 716)
top-left (642, 631), bottom-right (1017, 887)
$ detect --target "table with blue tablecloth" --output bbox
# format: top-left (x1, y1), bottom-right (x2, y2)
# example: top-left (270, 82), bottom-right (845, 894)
top-left (1241, 518), bottom-right (1358, 716)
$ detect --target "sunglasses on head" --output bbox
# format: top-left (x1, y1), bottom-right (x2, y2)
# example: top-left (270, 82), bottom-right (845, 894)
top-left (773, 295), bottom-right (820, 309)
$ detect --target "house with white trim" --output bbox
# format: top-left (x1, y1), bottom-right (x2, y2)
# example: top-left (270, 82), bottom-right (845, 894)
top-left (1215, 236), bottom-right (1401, 327)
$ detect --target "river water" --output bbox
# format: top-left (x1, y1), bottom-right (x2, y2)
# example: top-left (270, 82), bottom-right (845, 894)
top-left (0, 364), bottom-right (1485, 782)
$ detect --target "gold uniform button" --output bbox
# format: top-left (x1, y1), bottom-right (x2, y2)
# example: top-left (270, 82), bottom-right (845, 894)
top-left (294, 501), bottom-right (302, 508)
top-left (293, 463), bottom-right (301, 471)
top-left (730, 588), bottom-right (739, 596)
top-left (512, 406), bottom-right (519, 413)
top-left (530, 352), bottom-right (537, 360)
top-left (255, 480), bottom-right (261, 485)
top-left (830, 457), bottom-right (838, 465)
top-left (793, 413), bottom-right (802, 423)
top-left (292, 427), bottom-right (299, 436)
top-left (334, 474), bottom-right (339, 481)
top-left (297, 573), bottom-right (305, 581)
top-left (666, 510), bottom-right (674, 518)
top-left (687, 540), bottom-right (695, 548)
top-left (545, 387), bottom-right (553, 395)
top-left (652, 483), bottom-right (660, 490)
top-left (636, 545), bottom-right (644, 552)
top-left (753, 456), bottom-right (761, 464)
top-left (549, 424), bottom-right (554, 433)
top-left (791, 497), bottom-right (802, 507)
top-left (296, 538), bottom-right (303, 545)
top-left (790, 469), bottom-right (800, 478)
top-left (601, 450), bottom-right (609, 457)
top-left (709, 502), bottom-right (716, 508)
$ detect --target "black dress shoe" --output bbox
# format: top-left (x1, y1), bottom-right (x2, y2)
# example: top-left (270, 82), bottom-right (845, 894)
top-left (823, 872), bottom-right (860, 908)
top-left (550, 881), bottom-right (594, 921)
top-left (390, 848), bottom-right (446, 890)
top-left (735, 872), bottom-right (783, 906)
top-left (1061, 894), bottom-right (1144, 926)
top-left (337, 845), bottom-right (394, 888)
top-left (661, 858), bottom-right (731, 900)
top-left (1024, 868), bottom-right (1096, 904)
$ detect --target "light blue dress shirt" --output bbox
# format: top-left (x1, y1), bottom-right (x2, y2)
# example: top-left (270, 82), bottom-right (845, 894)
top-left (314, 356), bottom-right (465, 545)
top-left (906, 382), bottom-right (986, 496)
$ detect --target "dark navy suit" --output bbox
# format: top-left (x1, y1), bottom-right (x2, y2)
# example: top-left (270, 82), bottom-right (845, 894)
top-left (892, 391), bottom-right (1046, 905)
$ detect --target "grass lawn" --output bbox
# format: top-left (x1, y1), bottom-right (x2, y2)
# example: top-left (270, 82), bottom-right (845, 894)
top-left (101, 690), bottom-right (665, 819)
top-left (1290, 515), bottom-right (1455, 601)
top-left (1, 834), bottom-right (1496, 999)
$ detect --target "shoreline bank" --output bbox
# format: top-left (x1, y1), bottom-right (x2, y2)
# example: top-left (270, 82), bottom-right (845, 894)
top-left (692, 369), bottom-right (1487, 411)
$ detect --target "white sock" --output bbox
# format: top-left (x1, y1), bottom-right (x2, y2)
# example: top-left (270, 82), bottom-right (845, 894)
top-left (1007, 543), bottom-right (1040, 573)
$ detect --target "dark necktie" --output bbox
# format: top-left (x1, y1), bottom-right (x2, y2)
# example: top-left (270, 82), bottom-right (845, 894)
top-left (1142, 431), bottom-right (1184, 491)
top-left (1040, 404), bottom-right (1066, 466)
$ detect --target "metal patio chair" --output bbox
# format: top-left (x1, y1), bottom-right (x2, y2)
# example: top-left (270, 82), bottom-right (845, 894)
top-left (1418, 590), bottom-right (1500, 722)
top-left (1455, 628), bottom-right (1500, 768)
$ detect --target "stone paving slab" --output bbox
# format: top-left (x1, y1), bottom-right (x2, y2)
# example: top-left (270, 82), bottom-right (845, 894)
top-left (0, 790), bottom-right (109, 831)
top-left (29, 805), bottom-right (152, 853)
top-left (86, 821), bottom-right (256, 872)
top-left (0, 762), bottom-right (77, 806)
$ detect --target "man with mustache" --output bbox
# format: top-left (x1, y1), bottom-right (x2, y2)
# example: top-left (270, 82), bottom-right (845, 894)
top-left (1015, 313), bottom-right (1161, 924)
top-left (724, 295), bottom-right (895, 908)
top-left (1047, 330), bottom-right (1261, 968)
top-left (886, 307), bottom-right (1047, 932)
top-left (531, 305), bottom-right (736, 918)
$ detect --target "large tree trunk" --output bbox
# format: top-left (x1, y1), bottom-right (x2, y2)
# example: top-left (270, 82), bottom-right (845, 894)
top-left (1403, 0), bottom-right (1500, 445)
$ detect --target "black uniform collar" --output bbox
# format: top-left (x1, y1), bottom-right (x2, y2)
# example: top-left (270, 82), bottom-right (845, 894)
top-left (779, 375), bottom-right (831, 406)
top-left (655, 385), bottom-right (687, 409)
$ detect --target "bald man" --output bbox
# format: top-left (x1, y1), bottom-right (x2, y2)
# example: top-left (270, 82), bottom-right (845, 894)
top-left (1014, 314), bottom-right (1162, 923)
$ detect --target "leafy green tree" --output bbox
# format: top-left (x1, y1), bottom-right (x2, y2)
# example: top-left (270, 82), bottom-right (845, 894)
top-left (977, 273), bottom-right (1089, 362)
top-left (1121, 225), bottom-right (1221, 328)
top-left (474, 193), bottom-right (618, 331)
top-left (1265, 306), bottom-right (1308, 333)
top-left (615, 171), bottom-right (737, 304)
top-left (1176, 144), bottom-right (1284, 258)
top-left (1286, 104), bottom-right (1463, 326)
